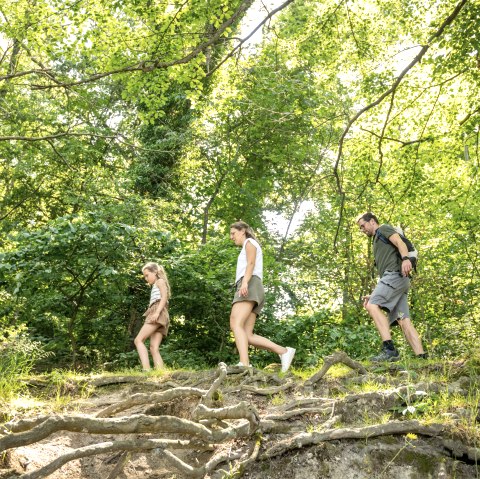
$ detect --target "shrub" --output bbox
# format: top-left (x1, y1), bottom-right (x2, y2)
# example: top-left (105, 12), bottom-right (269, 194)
top-left (0, 327), bottom-right (51, 400)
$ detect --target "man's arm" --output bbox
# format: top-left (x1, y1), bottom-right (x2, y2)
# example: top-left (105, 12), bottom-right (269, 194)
top-left (389, 233), bottom-right (412, 276)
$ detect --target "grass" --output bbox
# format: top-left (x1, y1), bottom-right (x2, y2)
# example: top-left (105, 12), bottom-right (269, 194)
top-left (270, 392), bottom-right (286, 406)
top-left (0, 331), bottom-right (52, 403)
top-left (324, 363), bottom-right (356, 379)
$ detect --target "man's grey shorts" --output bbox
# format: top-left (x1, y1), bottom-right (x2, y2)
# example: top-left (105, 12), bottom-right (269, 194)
top-left (369, 271), bottom-right (410, 325)
top-left (232, 275), bottom-right (265, 315)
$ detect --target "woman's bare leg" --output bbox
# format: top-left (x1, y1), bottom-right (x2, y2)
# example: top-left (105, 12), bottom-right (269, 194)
top-left (244, 313), bottom-right (287, 355)
top-left (230, 301), bottom-right (255, 365)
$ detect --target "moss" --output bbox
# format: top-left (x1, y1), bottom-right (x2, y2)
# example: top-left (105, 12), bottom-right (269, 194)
top-left (400, 450), bottom-right (438, 475)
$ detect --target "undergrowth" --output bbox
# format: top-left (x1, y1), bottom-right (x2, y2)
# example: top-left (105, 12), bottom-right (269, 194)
top-left (0, 327), bottom-right (51, 402)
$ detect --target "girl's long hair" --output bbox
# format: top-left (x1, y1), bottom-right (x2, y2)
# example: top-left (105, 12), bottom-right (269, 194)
top-left (142, 262), bottom-right (171, 298)
top-left (230, 221), bottom-right (257, 242)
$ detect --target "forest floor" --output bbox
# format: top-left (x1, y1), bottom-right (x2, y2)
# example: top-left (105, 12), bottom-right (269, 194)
top-left (1, 352), bottom-right (479, 479)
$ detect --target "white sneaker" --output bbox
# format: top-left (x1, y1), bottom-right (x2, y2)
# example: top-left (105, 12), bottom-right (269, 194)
top-left (280, 347), bottom-right (296, 373)
top-left (235, 362), bottom-right (252, 368)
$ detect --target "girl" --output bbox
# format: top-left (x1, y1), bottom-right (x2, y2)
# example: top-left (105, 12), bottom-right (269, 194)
top-left (229, 221), bottom-right (296, 372)
top-left (135, 262), bottom-right (171, 370)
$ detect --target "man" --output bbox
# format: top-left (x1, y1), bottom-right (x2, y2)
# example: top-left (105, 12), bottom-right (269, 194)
top-left (357, 212), bottom-right (427, 361)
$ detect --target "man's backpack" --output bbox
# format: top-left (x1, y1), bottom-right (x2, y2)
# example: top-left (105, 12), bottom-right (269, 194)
top-left (375, 226), bottom-right (418, 271)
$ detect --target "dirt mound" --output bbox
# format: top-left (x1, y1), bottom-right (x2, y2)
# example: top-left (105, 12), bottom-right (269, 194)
top-left (1, 354), bottom-right (479, 478)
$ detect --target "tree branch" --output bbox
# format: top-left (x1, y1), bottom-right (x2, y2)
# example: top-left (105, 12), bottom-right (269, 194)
top-left (205, 0), bottom-right (295, 78)
top-left (360, 128), bottom-right (433, 147)
top-left (30, 0), bottom-right (256, 90)
top-left (332, 0), bottom-right (469, 248)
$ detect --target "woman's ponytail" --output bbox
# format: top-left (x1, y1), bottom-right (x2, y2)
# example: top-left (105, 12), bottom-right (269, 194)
top-left (230, 221), bottom-right (257, 241)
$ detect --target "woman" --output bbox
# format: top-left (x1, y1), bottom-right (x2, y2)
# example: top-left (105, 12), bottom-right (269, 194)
top-left (229, 221), bottom-right (295, 372)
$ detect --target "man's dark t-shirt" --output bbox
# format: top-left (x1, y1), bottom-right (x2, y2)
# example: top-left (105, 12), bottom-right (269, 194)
top-left (373, 224), bottom-right (402, 276)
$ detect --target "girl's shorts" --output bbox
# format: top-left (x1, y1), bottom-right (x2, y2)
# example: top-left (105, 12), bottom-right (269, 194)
top-left (142, 301), bottom-right (169, 336)
top-left (232, 275), bottom-right (265, 315)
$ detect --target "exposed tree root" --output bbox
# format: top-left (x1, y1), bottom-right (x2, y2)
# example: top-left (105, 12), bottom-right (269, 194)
top-left (201, 362), bottom-right (228, 406)
top-left (263, 406), bottom-right (333, 421)
top-left (1, 353), bottom-right (478, 479)
top-left (262, 420), bottom-right (445, 459)
top-left (192, 402), bottom-right (259, 432)
top-left (105, 451), bottom-right (130, 479)
top-left (17, 439), bottom-right (198, 479)
top-left (240, 381), bottom-right (295, 396)
top-left (96, 387), bottom-right (207, 418)
top-left (215, 436), bottom-right (262, 479)
top-left (305, 351), bottom-right (367, 386)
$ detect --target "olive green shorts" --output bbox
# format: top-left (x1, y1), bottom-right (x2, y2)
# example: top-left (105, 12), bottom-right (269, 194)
top-left (232, 275), bottom-right (265, 315)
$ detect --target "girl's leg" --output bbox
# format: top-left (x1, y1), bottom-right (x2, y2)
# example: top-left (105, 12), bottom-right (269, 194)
top-left (149, 331), bottom-right (164, 369)
top-left (230, 301), bottom-right (255, 365)
top-left (244, 313), bottom-right (287, 355)
top-left (134, 323), bottom-right (160, 370)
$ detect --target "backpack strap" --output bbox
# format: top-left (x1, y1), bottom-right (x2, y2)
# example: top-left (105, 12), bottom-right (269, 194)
top-left (375, 229), bottom-right (393, 246)
top-left (375, 229), bottom-right (417, 272)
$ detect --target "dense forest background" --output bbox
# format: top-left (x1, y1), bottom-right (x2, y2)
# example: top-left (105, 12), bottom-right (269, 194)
top-left (0, 0), bottom-right (478, 371)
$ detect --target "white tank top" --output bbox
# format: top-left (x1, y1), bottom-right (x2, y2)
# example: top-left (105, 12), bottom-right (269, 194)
top-left (149, 283), bottom-right (162, 306)
top-left (235, 238), bottom-right (263, 283)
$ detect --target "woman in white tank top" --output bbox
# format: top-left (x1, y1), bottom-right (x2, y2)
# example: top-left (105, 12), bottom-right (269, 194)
top-left (229, 221), bottom-right (295, 372)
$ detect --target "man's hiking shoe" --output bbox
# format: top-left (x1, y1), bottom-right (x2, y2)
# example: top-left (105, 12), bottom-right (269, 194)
top-left (280, 347), bottom-right (296, 372)
top-left (371, 348), bottom-right (400, 362)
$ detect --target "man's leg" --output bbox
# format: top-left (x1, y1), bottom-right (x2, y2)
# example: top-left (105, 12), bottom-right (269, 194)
top-left (398, 318), bottom-right (425, 355)
top-left (364, 301), bottom-right (399, 361)
top-left (365, 302), bottom-right (392, 340)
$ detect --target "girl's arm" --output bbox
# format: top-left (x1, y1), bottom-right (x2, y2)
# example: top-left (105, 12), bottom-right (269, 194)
top-left (155, 279), bottom-right (169, 310)
top-left (240, 240), bottom-right (257, 297)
